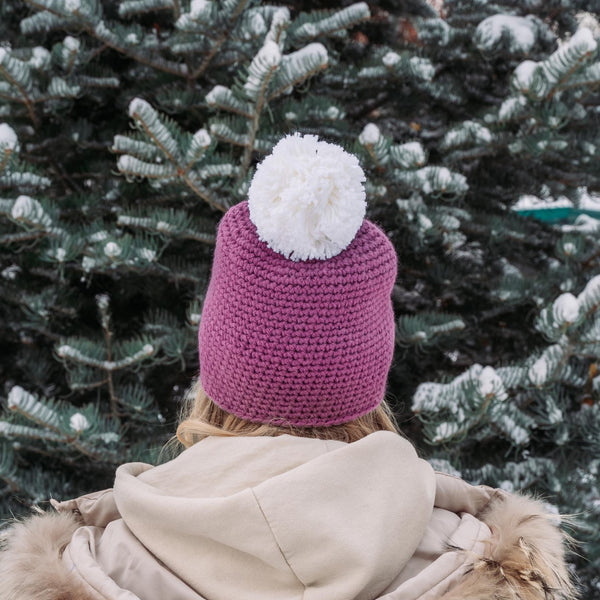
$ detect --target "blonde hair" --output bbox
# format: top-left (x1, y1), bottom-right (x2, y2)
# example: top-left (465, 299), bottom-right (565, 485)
top-left (175, 381), bottom-right (400, 448)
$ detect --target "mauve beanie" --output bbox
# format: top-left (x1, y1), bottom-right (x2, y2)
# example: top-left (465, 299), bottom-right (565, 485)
top-left (198, 134), bottom-right (398, 427)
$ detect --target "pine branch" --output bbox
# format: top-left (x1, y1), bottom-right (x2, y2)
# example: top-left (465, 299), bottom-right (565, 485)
top-left (123, 99), bottom-right (228, 212)
top-left (0, 51), bottom-right (38, 127)
top-left (23, 0), bottom-right (187, 78)
top-left (240, 41), bottom-right (281, 178)
top-left (190, 0), bottom-right (249, 79)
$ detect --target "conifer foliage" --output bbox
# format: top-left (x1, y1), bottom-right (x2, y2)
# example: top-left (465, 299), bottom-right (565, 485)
top-left (0, 0), bottom-right (372, 508)
top-left (2, 0), bottom-right (600, 592)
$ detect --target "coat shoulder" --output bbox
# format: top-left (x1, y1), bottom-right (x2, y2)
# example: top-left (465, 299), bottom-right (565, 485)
top-left (0, 510), bottom-right (96, 600)
top-left (439, 491), bottom-right (577, 600)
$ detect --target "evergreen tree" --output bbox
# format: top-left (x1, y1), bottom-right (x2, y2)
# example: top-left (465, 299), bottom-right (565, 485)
top-left (2, 0), bottom-right (600, 593)
top-left (0, 0), bottom-right (372, 511)
top-left (350, 1), bottom-right (600, 591)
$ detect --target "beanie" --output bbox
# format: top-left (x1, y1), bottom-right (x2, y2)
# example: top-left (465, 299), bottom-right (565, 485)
top-left (198, 134), bottom-right (397, 427)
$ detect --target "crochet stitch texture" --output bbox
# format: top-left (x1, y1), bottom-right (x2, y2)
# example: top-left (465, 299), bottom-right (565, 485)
top-left (198, 201), bottom-right (397, 427)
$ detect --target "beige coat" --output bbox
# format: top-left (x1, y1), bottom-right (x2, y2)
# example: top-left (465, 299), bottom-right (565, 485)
top-left (0, 432), bottom-right (575, 600)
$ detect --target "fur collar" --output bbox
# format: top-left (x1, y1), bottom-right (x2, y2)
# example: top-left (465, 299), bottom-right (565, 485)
top-left (0, 510), bottom-right (96, 600)
top-left (0, 492), bottom-right (576, 600)
top-left (439, 493), bottom-right (577, 600)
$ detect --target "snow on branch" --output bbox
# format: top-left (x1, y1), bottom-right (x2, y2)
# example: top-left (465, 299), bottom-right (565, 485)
top-left (268, 42), bottom-right (328, 97)
top-left (128, 98), bottom-right (181, 161)
top-left (0, 421), bottom-right (64, 443)
top-left (20, 10), bottom-right (69, 35)
top-left (7, 386), bottom-right (60, 430)
top-left (10, 195), bottom-right (53, 228)
top-left (0, 48), bottom-right (33, 93)
top-left (117, 155), bottom-right (177, 179)
top-left (395, 166), bottom-right (468, 199)
top-left (290, 3), bottom-right (370, 43)
top-left (112, 135), bottom-right (162, 161)
top-left (475, 14), bottom-right (552, 55)
top-left (206, 85), bottom-right (253, 117)
top-left (512, 27), bottom-right (598, 99)
top-left (439, 120), bottom-right (492, 151)
top-left (244, 41), bottom-right (281, 101)
top-left (185, 128), bottom-right (212, 165)
top-left (57, 342), bottom-right (155, 371)
top-left (390, 142), bottom-right (427, 169)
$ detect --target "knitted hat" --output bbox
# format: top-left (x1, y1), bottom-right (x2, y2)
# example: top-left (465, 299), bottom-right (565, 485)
top-left (198, 134), bottom-right (397, 427)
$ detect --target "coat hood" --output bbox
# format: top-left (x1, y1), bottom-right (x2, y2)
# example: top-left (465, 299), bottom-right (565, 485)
top-left (0, 431), bottom-right (576, 600)
top-left (112, 432), bottom-right (436, 600)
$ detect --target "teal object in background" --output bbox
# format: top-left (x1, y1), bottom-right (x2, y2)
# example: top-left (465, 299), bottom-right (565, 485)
top-left (514, 207), bottom-right (600, 224)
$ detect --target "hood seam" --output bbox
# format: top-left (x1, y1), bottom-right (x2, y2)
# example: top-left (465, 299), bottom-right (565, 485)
top-left (250, 488), bottom-right (307, 592)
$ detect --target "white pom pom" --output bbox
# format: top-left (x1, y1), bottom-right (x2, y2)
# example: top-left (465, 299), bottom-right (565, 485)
top-left (248, 133), bottom-right (366, 261)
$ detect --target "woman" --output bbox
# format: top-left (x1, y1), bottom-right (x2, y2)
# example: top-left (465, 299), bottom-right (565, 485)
top-left (0, 134), bottom-right (575, 600)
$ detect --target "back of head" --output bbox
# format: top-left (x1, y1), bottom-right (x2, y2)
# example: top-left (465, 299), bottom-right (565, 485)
top-left (185, 134), bottom-right (400, 443)
top-left (177, 382), bottom-right (400, 447)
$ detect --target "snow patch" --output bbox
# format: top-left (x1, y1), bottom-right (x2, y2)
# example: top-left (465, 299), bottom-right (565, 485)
top-left (257, 40), bottom-right (281, 65)
top-left (248, 13), bottom-right (266, 37)
top-left (0, 123), bottom-right (18, 152)
top-left (11, 195), bottom-right (48, 225)
top-left (570, 27), bottom-right (597, 54)
top-left (63, 36), bottom-right (80, 52)
top-left (383, 51), bottom-right (400, 67)
top-left (82, 257), bottom-right (96, 271)
top-left (7, 386), bottom-right (32, 410)
top-left (2, 264), bottom-right (21, 280)
top-left (326, 106), bottom-right (340, 119)
top-left (70, 412), bottom-right (90, 432)
top-left (476, 15), bottom-right (538, 54)
top-left (104, 241), bottom-right (122, 258)
top-left (552, 293), bottom-right (579, 325)
top-left (358, 123), bottom-right (381, 145)
top-left (498, 95), bottom-right (527, 121)
top-left (30, 47), bottom-right (50, 69)
top-left (512, 194), bottom-right (573, 211)
top-left (577, 186), bottom-right (600, 210)
top-left (97, 432), bottom-right (119, 444)
top-left (139, 248), bottom-right (156, 261)
top-left (513, 60), bottom-right (539, 91)
top-left (205, 85), bottom-right (227, 106)
top-left (243, 41), bottom-right (282, 99)
top-left (64, 0), bottom-right (81, 12)
top-left (528, 356), bottom-right (548, 386)
top-left (271, 7), bottom-right (290, 29)
top-left (89, 230), bottom-right (108, 242)
top-left (192, 128), bottom-right (211, 148)
top-left (478, 366), bottom-right (507, 400)
top-left (128, 97), bottom-right (151, 118)
top-left (409, 57), bottom-right (435, 81)
top-left (190, 0), bottom-right (211, 18)
top-left (417, 213), bottom-right (433, 231)
top-left (561, 214), bottom-right (600, 233)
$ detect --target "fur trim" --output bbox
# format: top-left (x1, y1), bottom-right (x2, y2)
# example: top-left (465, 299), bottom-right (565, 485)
top-left (440, 493), bottom-right (577, 600)
top-left (0, 510), bottom-right (96, 600)
top-left (0, 493), bottom-right (577, 600)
